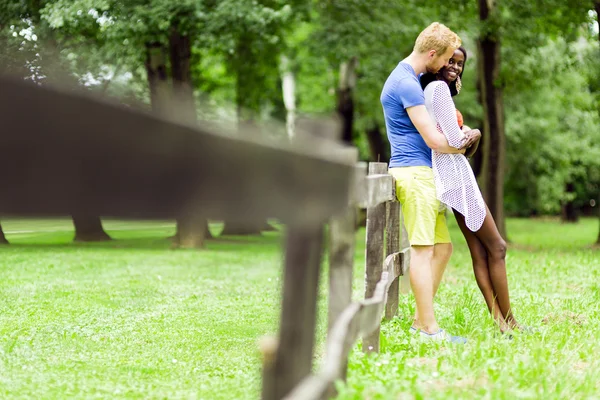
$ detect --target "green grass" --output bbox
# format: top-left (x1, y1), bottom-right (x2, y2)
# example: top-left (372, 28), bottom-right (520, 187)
top-left (0, 217), bottom-right (599, 399)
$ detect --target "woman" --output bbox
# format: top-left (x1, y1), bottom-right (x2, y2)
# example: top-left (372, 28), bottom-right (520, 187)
top-left (419, 47), bottom-right (523, 334)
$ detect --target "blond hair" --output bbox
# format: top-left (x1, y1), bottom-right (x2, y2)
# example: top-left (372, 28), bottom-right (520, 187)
top-left (414, 22), bottom-right (461, 55)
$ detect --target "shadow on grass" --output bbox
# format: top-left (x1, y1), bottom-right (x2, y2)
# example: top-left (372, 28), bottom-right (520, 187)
top-left (0, 231), bottom-right (285, 253)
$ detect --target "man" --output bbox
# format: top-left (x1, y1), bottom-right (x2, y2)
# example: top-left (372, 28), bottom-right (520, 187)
top-left (380, 22), bottom-right (479, 343)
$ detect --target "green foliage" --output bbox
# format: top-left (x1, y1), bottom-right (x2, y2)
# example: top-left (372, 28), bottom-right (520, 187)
top-left (504, 37), bottom-right (600, 216)
top-left (1, 0), bottom-right (598, 216)
top-left (205, 0), bottom-right (296, 115)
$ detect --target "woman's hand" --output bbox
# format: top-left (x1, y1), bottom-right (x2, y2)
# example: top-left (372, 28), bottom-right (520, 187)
top-left (460, 129), bottom-right (481, 149)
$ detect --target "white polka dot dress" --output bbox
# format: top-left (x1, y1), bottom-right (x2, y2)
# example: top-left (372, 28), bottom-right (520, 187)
top-left (424, 81), bottom-right (486, 232)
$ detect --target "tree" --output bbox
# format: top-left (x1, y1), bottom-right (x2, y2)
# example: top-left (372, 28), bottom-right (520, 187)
top-left (1, 0), bottom-right (116, 242)
top-left (169, 4), bottom-right (213, 246)
top-left (469, 0), bottom-right (596, 238)
top-left (477, 0), bottom-right (507, 237)
top-left (40, 0), bottom-right (215, 246)
top-left (0, 222), bottom-right (8, 244)
top-left (503, 37), bottom-right (600, 223)
top-left (592, 1), bottom-right (600, 243)
top-left (206, 0), bottom-right (298, 235)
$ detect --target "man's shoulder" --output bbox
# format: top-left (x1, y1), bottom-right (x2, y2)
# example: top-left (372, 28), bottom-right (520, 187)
top-left (383, 74), bottom-right (418, 94)
top-left (389, 63), bottom-right (418, 81)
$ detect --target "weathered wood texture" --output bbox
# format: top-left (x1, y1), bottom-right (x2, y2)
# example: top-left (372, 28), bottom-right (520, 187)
top-left (262, 225), bottom-right (325, 400)
top-left (384, 200), bottom-right (401, 320)
top-left (325, 202), bottom-right (356, 397)
top-left (399, 200), bottom-right (412, 295)
top-left (284, 251), bottom-right (406, 400)
top-left (355, 174), bottom-right (394, 208)
top-left (362, 162), bottom-right (388, 353)
top-left (326, 148), bottom-right (359, 391)
top-left (0, 76), bottom-right (353, 227)
top-left (327, 208), bottom-right (357, 336)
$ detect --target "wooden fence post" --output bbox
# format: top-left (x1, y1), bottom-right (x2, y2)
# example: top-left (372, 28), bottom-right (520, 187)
top-left (260, 336), bottom-right (279, 400)
top-left (384, 200), bottom-right (400, 320)
top-left (262, 225), bottom-right (325, 400)
top-left (399, 206), bottom-right (412, 295)
top-left (362, 162), bottom-right (388, 353)
top-left (327, 150), bottom-right (359, 387)
top-left (326, 208), bottom-right (355, 396)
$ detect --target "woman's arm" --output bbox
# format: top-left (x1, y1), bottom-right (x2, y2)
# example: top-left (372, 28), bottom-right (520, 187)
top-left (430, 82), bottom-right (466, 149)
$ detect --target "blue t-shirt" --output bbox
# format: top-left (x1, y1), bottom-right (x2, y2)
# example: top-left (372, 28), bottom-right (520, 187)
top-left (380, 62), bottom-right (431, 168)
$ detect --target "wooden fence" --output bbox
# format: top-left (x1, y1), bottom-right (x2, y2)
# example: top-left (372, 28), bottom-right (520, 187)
top-left (0, 74), bottom-right (410, 400)
top-left (262, 161), bottom-right (411, 400)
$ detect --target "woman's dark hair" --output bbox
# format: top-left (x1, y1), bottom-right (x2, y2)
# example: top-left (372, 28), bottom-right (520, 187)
top-left (419, 46), bottom-right (467, 97)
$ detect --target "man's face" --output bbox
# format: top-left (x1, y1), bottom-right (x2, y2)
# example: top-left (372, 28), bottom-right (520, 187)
top-left (425, 47), bottom-right (456, 74)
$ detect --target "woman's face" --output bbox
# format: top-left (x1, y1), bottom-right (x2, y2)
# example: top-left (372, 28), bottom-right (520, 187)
top-left (440, 49), bottom-right (465, 83)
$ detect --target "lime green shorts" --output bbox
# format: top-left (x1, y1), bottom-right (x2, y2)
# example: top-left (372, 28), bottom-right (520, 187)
top-left (388, 166), bottom-right (451, 246)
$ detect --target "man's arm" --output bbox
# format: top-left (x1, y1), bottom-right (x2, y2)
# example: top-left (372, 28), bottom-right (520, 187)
top-left (406, 105), bottom-right (465, 154)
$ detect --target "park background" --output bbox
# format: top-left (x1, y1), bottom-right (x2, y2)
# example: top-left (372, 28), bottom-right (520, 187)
top-left (1, 1), bottom-right (599, 399)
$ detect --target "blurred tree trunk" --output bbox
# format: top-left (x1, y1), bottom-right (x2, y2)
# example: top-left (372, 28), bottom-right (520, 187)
top-left (221, 37), bottom-right (263, 236)
top-left (595, 0), bottom-right (600, 245)
top-left (337, 57), bottom-right (358, 144)
top-left (365, 122), bottom-right (389, 162)
top-left (168, 24), bottom-right (211, 247)
top-left (0, 222), bottom-right (9, 244)
top-left (145, 41), bottom-right (170, 113)
top-left (69, 59), bottom-right (121, 243)
top-left (596, 193), bottom-right (600, 245)
top-left (471, 134), bottom-right (484, 179)
top-left (477, 0), bottom-right (507, 240)
top-left (560, 182), bottom-right (579, 222)
top-left (472, 79), bottom-right (485, 179)
top-left (280, 55), bottom-right (296, 139)
top-left (73, 216), bottom-right (111, 242)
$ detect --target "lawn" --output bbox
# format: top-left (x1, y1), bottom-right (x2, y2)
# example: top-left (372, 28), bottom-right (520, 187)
top-left (0, 217), bottom-right (598, 399)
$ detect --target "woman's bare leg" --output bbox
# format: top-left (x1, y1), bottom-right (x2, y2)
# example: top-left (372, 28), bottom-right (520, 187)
top-left (474, 205), bottom-right (519, 328)
top-left (453, 211), bottom-right (511, 331)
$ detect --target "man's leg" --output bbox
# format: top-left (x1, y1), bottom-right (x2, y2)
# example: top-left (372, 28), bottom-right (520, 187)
top-left (409, 244), bottom-right (438, 333)
top-left (390, 167), bottom-right (465, 342)
top-left (390, 167), bottom-right (441, 334)
top-left (432, 209), bottom-right (453, 298)
top-left (432, 242), bottom-right (452, 298)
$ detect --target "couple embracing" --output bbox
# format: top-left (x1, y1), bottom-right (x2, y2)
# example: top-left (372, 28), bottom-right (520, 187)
top-left (381, 22), bottom-right (526, 343)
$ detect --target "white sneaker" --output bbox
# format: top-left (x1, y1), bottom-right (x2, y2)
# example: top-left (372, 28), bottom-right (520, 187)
top-left (409, 327), bottom-right (467, 344)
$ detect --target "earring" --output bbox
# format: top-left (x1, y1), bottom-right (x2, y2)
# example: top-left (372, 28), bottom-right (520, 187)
top-left (455, 76), bottom-right (462, 94)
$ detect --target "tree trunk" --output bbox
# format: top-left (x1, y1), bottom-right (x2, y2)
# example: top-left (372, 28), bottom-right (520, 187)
top-left (219, 121), bottom-right (263, 235)
top-left (471, 131), bottom-right (484, 179)
top-left (477, 0), bottom-right (507, 240)
top-left (0, 222), bottom-right (9, 244)
top-left (595, 0), bottom-right (600, 244)
top-left (596, 192), bottom-right (600, 245)
top-left (168, 25), bottom-right (210, 247)
top-left (175, 214), bottom-right (207, 249)
top-left (144, 42), bottom-right (170, 114)
top-left (561, 182), bottom-right (579, 222)
top-left (280, 55), bottom-right (296, 139)
top-left (72, 216), bottom-right (112, 242)
top-left (337, 57), bottom-right (358, 144)
top-left (221, 38), bottom-right (264, 236)
top-left (171, 221), bottom-right (212, 243)
top-left (365, 122), bottom-right (389, 162)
